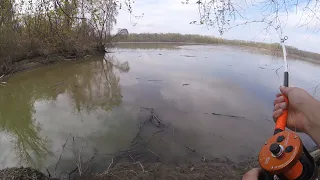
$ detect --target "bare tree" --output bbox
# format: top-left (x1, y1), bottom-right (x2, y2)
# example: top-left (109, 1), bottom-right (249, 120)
top-left (0, 0), bottom-right (134, 75)
top-left (185, 0), bottom-right (320, 35)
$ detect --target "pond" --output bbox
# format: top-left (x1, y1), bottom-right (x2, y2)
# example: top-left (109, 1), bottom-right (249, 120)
top-left (0, 43), bottom-right (319, 175)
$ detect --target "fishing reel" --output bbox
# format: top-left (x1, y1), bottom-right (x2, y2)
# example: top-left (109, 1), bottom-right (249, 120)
top-left (258, 70), bottom-right (318, 180)
top-left (258, 130), bottom-right (318, 180)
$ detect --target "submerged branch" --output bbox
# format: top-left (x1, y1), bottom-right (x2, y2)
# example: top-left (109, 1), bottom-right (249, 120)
top-left (48, 81), bottom-right (64, 88)
top-left (211, 112), bottom-right (245, 119)
top-left (55, 138), bottom-right (68, 171)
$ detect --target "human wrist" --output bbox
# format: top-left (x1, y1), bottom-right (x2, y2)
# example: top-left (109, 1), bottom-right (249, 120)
top-left (305, 98), bottom-right (320, 145)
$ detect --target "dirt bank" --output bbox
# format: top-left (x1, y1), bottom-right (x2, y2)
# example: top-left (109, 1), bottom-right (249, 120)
top-left (0, 160), bottom-right (257, 180)
top-left (0, 52), bottom-right (105, 83)
top-left (86, 160), bottom-right (255, 180)
top-left (0, 167), bottom-right (49, 180)
top-left (2, 151), bottom-right (320, 180)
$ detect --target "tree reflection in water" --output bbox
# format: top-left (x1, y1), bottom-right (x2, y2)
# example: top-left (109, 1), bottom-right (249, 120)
top-left (0, 55), bottom-right (130, 168)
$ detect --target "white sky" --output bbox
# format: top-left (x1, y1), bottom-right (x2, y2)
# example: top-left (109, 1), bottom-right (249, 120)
top-left (114, 0), bottom-right (320, 53)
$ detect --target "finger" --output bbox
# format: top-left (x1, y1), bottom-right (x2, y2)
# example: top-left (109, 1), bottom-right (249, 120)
top-left (276, 93), bottom-right (282, 98)
top-left (274, 102), bottom-right (287, 111)
top-left (242, 168), bottom-right (262, 180)
top-left (273, 109), bottom-right (283, 121)
top-left (280, 86), bottom-right (294, 96)
top-left (273, 96), bottom-right (285, 105)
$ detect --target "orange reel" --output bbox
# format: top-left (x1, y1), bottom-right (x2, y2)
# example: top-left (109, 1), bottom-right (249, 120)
top-left (259, 130), bottom-right (304, 179)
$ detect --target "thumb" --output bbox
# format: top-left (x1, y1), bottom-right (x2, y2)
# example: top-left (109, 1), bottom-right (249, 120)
top-left (280, 86), bottom-right (293, 96)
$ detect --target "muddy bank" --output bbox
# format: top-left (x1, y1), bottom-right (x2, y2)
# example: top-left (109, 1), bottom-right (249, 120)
top-left (0, 160), bottom-right (256, 180)
top-left (2, 150), bottom-right (320, 180)
top-left (0, 52), bottom-right (105, 82)
top-left (0, 167), bottom-right (49, 180)
top-left (88, 160), bottom-right (255, 180)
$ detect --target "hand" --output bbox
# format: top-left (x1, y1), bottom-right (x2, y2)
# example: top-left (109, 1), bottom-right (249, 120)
top-left (242, 168), bottom-right (261, 180)
top-left (273, 86), bottom-right (316, 134)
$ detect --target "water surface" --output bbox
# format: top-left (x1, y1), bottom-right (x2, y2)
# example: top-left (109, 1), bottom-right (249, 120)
top-left (1, 43), bottom-right (320, 174)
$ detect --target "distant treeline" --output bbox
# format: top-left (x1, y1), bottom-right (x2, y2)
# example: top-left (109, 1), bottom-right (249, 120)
top-left (119, 33), bottom-right (320, 61)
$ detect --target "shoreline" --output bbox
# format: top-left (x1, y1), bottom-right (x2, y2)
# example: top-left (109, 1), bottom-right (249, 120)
top-left (0, 51), bottom-right (105, 83)
top-left (1, 150), bottom-right (319, 180)
top-left (0, 160), bottom-right (257, 180)
top-left (1, 42), bottom-right (319, 83)
top-left (1, 150), bottom-right (319, 179)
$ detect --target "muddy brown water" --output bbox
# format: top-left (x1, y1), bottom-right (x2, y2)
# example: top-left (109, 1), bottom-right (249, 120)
top-left (0, 43), bottom-right (319, 176)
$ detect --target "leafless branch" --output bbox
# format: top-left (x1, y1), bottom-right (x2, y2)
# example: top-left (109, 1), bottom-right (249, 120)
top-left (105, 158), bottom-right (114, 174)
top-left (147, 149), bottom-right (159, 158)
top-left (275, 66), bottom-right (283, 79)
top-left (55, 138), bottom-right (68, 171)
top-left (134, 161), bottom-right (146, 173)
top-left (192, 0), bottom-right (320, 35)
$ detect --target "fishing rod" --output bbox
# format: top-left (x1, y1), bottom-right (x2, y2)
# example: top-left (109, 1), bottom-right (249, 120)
top-left (258, 37), bottom-right (318, 180)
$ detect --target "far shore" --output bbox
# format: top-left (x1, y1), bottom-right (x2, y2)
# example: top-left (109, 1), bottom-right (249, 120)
top-left (1, 42), bottom-right (319, 83)
top-left (116, 42), bottom-right (320, 63)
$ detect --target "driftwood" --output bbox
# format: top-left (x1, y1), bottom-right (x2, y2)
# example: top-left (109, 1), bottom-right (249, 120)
top-left (181, 55), bottom-right (196, 58)
top-left (48, 81), bottom-right (64, 88)
top-left (211, 112), bottom-right (245, 119)
top-left (187, 146), bottom-right (196, 152)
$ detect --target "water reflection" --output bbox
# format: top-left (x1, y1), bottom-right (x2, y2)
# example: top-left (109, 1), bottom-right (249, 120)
top-left (0, 92), bottom-right (49, 167)
top-left (64, 57), bottom-right (129, 113)
top-left (0, 55), bottom-right (130, 167)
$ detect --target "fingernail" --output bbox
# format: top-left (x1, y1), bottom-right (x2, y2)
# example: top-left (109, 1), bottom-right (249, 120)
top-left (278, 96), bottom-right (284, 101)
top-left (280, 102), bottom-right (286, 109)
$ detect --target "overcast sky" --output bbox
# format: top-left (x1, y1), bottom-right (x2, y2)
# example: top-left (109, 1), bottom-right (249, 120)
top-left (114, 0), bottom-right (320, 53)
